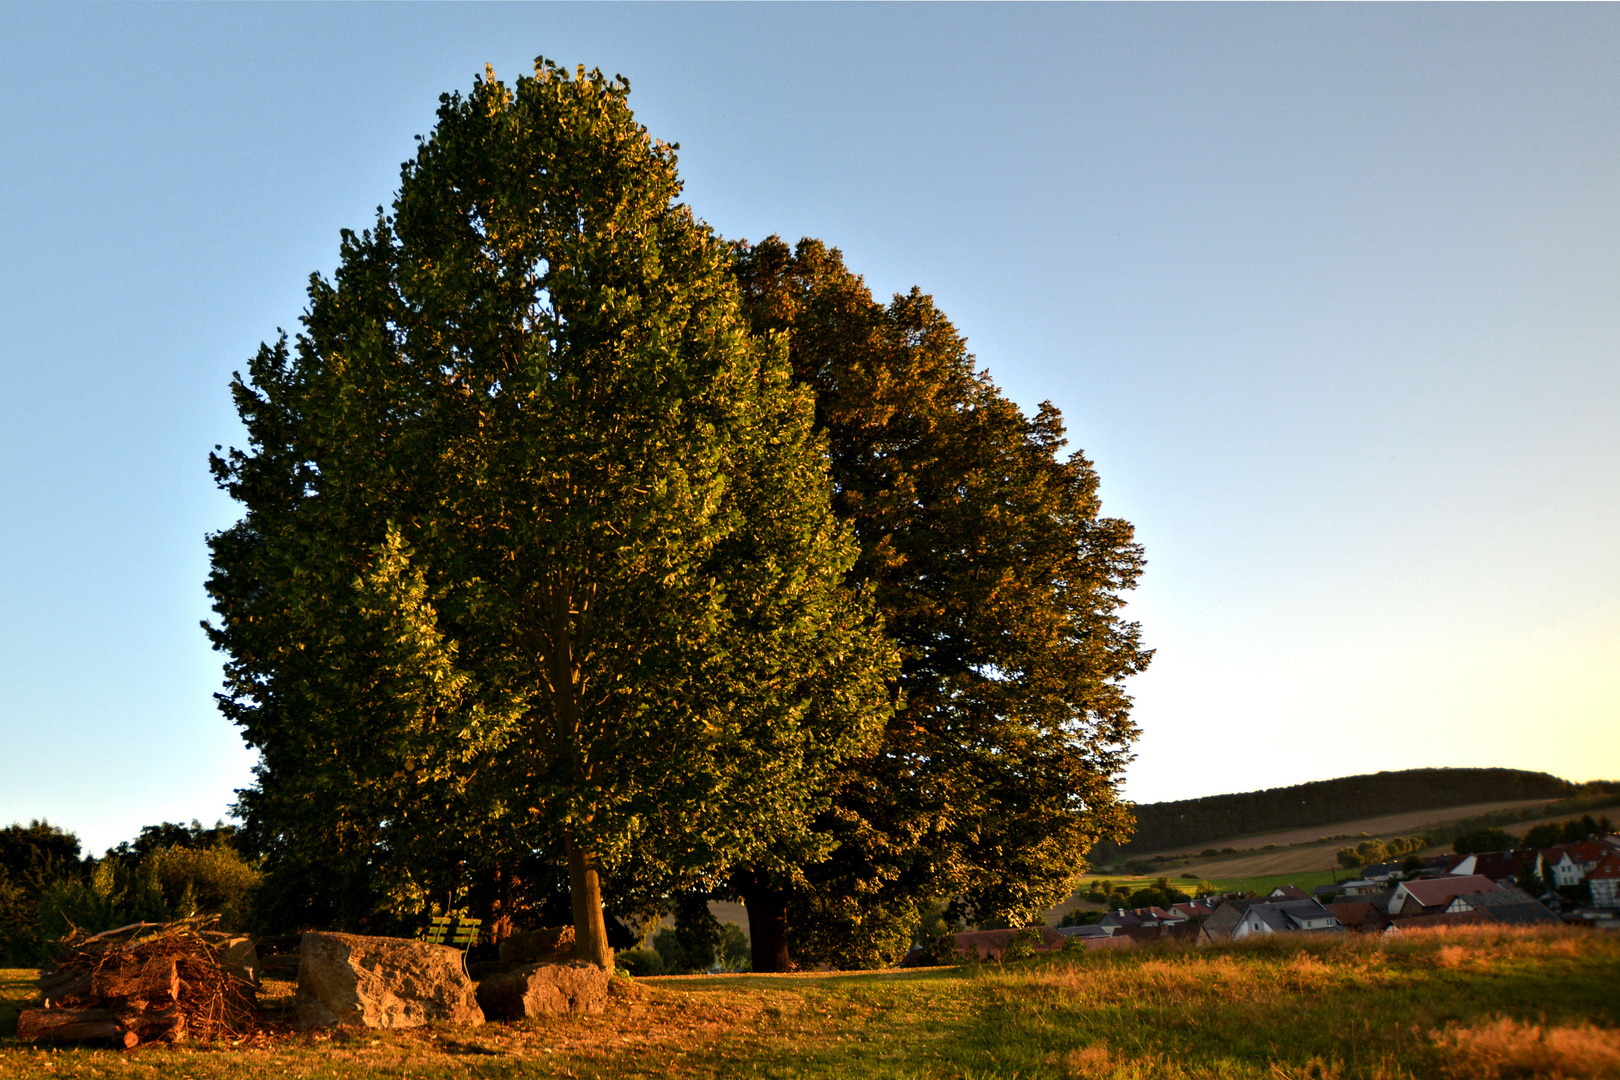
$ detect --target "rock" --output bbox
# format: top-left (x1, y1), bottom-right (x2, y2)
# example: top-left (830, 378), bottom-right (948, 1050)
top-left (476, 961), bottom-right (610, 1019)
top-left (215, 937), bottom-right (262, 989)
top-left (498, 926), bottom-right (575, 965)
top-left (296, 932), bottom-right (484, 1029)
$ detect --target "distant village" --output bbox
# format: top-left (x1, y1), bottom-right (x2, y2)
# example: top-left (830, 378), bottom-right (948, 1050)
top-left (944, 826), bottom-right (1620, 961)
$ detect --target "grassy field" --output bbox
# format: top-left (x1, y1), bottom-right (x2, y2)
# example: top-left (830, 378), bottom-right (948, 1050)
top-left (3, 925), bottom-right (1617, 1079)
top-left (1143, 799), bottom-right (1566, 860)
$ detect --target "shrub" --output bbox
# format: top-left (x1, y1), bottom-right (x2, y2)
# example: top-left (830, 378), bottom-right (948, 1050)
top-left (1002, 927), bottom-right (1042, 962)
top-left (617, 947), bottom-right (665, 977)
top-left (651, 927), bottom-right (680, 971)
top-left (147, 844), bottom-right (260, 925)
top-left (714, 922), bottom-right (750, 973)
top-left (917, 931), bottom-right (964, 967)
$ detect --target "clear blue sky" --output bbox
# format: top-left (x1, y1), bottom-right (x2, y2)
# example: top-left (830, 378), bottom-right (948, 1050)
top-left (2, 4), bottom-right (1616, 855)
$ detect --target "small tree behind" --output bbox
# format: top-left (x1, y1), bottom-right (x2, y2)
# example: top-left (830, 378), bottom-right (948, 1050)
top-left (731, 238), bottom-right (1149, 969)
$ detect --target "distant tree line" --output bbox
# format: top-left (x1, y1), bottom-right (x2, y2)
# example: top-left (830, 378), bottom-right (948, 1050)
top-left (0, 819), bottom-right (259, 964)
top-left (1336, 836), bottom-right (1427, 871)
top-left (1094, 769), bottom-right (1578, 858)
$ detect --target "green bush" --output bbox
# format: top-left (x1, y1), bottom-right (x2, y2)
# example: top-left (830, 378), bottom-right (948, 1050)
top-left (147, 844), bottom-right (260, 924)
top-left (714, 923), bottom-right (751, 973)
top-left (917, 931), bottom-right (963, 967)
top-left (651, 927), bottom-right (680, 971)
top-left (617, 947), bottom-right (665, 977)
top-left (1002, 927), bottom-right (1041, 962)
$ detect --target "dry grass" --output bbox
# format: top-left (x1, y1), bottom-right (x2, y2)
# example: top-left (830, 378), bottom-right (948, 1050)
top-left (1435, 1017), bottom-right (1620, 1079)
top-left (0, 925), bottom-right (1614, 1079)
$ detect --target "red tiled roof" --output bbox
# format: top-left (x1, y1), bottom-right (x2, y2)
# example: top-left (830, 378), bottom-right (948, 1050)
top-left (1542, 841), bottom-right (1609, 865)
top-left (1589, 854), bottom-right (1620, 881)
top-left (1398, 875), bottom-right (1502, 908)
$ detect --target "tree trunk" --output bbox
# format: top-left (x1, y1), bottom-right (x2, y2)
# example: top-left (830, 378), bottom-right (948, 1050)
top-left (739, 871), bottom-right (791, 973)
top-left (567, 838), bottom-right (615, 969)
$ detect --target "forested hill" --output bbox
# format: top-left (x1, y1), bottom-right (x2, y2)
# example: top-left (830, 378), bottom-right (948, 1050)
top-left (1111, 768), bottom-right (1575, 855)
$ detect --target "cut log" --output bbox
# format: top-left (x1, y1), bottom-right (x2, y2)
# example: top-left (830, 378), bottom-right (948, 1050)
top-left (38, 968), bottom-right (93, 1006)
top-left (123, 1005), bottom-right (187, 1044)
top-left (16, 1008), bottom-right (138, 1048)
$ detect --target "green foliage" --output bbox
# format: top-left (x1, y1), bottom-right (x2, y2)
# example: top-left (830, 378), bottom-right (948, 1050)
top-left (1127, 877), bottom-right (1191, 909)
top-left (207, 63), bottom-right (895, 950)
top-left (650, 927), bottom-right (679, 972)
top-left (672, 895), bottom-right (721, 974)
top-left (0, 821), bottom-right (85, 963)
top-left (909, 898), bottom-right (955, 947)
top-left (145, 845), bottom-right (260, 923)
top-left (1337, 835), bottom-right (1427, 869)
top-left (1524, 814), bottom-right (1613, 849)
top-left (916, 930), bottom-right (964, 967)
top-left (786, 890), bottom-right (917, 971)
top-left (1098, 768), bottom-right (1574, 858)
top-left (1453, 827), bottom-right (1518, 855)
top-left (714, 923), bottom-right (751, 974)
top-left (615, 946), bottom-right (665, 977)
top-left (1001, 927), bottom-right (1042, 963)
top-left (734, 237), bottom-right (1148, 968)
top-left (33, 843), bottom-right (261, 947)
top-left (1082, 878), bottom-right (1137, 909)
top-left (102, 820), bottom-right (239, 865)
top-left (37, 858), bottom-right (169, 944)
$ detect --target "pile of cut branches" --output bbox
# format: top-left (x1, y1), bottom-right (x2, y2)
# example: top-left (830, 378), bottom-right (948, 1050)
top-left (18, 917), bottom-right (259, 1048)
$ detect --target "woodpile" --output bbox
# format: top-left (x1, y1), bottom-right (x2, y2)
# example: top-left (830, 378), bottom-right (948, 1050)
top-left (18, 918), bottom-right (259, 1049)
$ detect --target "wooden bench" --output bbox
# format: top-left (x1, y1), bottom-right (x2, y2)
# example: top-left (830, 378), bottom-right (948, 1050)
top-left (421, 915), bottom-right (481, 950)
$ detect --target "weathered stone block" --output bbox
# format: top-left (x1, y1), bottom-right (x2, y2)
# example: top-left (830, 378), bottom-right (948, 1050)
top-left (296, 931), bottom-right (484, 1029)
top-left (475, 961), bottom-right (609, 1019)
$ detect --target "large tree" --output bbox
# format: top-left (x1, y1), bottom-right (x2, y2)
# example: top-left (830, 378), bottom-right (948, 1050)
top-left (206, 65), bottom-right (893, 966)
top-left (731, 238), bottom-right (1150, 970)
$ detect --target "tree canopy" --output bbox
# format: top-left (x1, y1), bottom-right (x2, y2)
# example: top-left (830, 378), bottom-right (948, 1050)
top-left (206, 63), bottom-right (894, 964)
top-left (730, 238), bottom-right (1149, 969)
